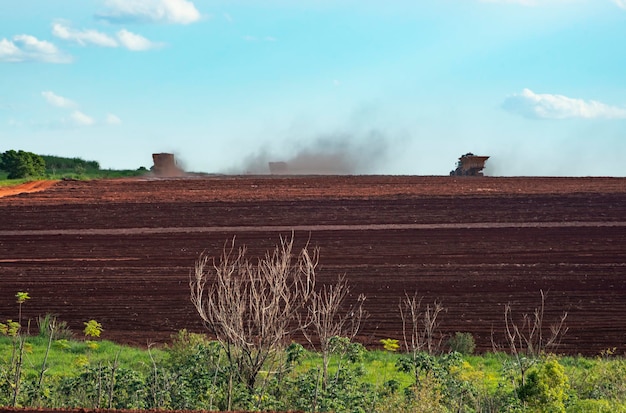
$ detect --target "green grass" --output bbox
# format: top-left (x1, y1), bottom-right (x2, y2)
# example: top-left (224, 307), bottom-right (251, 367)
top-left (292, 349), bottom-right (422, 390)
top-left (0, 335), bottom-right (413, 392)
top-left (0, 170), bottom-right (27, 185)
top-left (0, 335), bottom-right (161, 378)
top-left (361, 350), bottom-right (413, 388)
top-left (0, 169), bottom-right (148, 186)
top-left (0, 177), bottom-right (30, 187)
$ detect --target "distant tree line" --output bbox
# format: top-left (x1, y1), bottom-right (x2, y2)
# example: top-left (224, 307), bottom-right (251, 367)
top-left (0, 150), bottom-right (46, 179)
top-left (0, 150), bottom-right (107, 179)
top-left (40, 155), bottom-right (100, 174)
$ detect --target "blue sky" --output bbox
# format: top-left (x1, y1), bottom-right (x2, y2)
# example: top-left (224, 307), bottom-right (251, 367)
top-left (1, 0), bottom-right (625, 176)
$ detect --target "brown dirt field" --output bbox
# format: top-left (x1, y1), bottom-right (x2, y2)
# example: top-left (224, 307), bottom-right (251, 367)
top-left (0, 175), bottom-right (625, 355)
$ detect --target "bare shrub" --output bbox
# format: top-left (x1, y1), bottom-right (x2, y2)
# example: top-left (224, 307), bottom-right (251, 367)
top-left (397, 293), bottom-right (446, 387)
top-left (189, 235), bottom-right (317, 408)
top-left (300, 275), bottom-right (366, 389)
top-left (493, 290), bottom-right (568, 387)
top-left (399, 293), bottom-right (446, 356)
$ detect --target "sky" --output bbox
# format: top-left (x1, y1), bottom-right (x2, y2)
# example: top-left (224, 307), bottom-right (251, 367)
top-left (1, 0), bottom-right (626, 176)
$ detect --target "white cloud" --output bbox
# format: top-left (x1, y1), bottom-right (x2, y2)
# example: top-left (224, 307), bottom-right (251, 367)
top-left (0, 38), bottom-right (22, 62)
top-left (106, 113), bottom-right (122, 125)
top-left (42, 91), bottom-right (76, 108)
top-left (98, 0), bottom-right (201, 24)
top-left (52, 23), bottom-right (117, 47)
top-left (613, 0), bottom-right (626, 9)
top-left (0, 35), bottom-right (71, 63)
top-left (14, 35), bottom-right (57, 55)
top-left (52, 22), bottom-right (159, 52)
top-left (71, 111), bottom-right (95, 126)
top-left (503, 88), bottom-right (626, 119)
top-left (116, 29), bottom-right (160, 51)
top-left (40, 92), bottom-right (121, 127)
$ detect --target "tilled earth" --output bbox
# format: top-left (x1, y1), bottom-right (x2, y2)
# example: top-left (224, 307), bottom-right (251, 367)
top-left (1, 175), bottom-right (625, 355)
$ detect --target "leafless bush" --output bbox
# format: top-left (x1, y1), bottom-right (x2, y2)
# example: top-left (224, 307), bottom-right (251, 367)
top-left (189, 235), bottom-right (317, 407)
top-left (493, 290), bottom-right (568, 386)
top-left (400, 292), bottom-right (446, 355)
top-left (301, 275), bottom-right (366, 388)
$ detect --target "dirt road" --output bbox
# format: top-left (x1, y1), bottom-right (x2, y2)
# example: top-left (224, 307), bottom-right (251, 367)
top-left (0, 180), bottom-right (58, 198)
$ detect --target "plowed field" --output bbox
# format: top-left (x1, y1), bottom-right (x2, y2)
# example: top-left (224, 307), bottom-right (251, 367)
top-left (1, 176), bottom-right (625, 354)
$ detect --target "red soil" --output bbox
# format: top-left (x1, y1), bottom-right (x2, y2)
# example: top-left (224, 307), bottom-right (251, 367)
top-left (0, 180), bottom-right (58, 198)
top-left (0, 175), bottom-right (625, 355)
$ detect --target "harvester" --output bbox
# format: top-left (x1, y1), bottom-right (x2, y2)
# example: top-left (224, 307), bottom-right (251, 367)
top-left (450, 153), bottom-right (489, 176)
top-left (152, 153), bottom-right (183, 177)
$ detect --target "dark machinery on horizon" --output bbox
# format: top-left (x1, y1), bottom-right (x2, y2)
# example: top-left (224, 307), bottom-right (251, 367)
top-left (152, 153), bottom-right (184, 177)
top-left (450, 153), bottom-right (490, 176)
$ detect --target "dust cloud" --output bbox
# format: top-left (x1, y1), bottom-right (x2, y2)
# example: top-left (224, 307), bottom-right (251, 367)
top-left (231, 130), bottom-right (391, 175)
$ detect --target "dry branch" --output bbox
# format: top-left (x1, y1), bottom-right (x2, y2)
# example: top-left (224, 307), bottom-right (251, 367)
top-left (189, 235), bottom-right (317, 398)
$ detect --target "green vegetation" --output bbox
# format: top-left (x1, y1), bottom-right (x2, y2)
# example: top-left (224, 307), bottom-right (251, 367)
top-left (40, 154), bottom-right (148, 179)
top-left (1, 330), bottom-right (626, 411)
top-left (447, 332), bottom-right (476, 356)
top-left (41, 155), bottom-right (148, 179)
top-left (0, 150), bottom-right (45, 179)
top-left (0, 176), bottom-right (31, 187)
top-left (41, 154), bottom-right (100, 175)
top-left (0, 150), bottom-right (148, 183)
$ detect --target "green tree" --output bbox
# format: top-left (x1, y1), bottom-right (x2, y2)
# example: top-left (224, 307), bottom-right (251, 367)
top-left (40, 155), bottom-right (100, 176)
top-left (0, 150), bottom-right (46, 179)
top-left (518, 358), bottom-right (569, 413)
